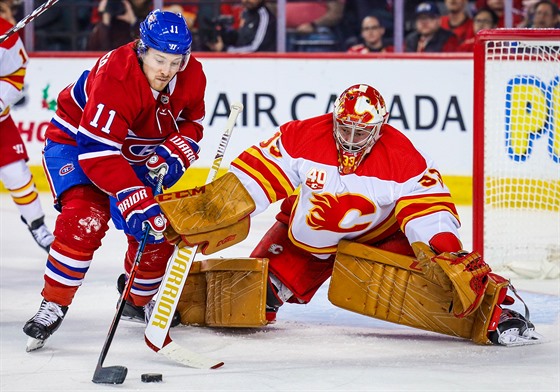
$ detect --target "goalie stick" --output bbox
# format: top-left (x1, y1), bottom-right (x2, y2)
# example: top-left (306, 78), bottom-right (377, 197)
top-left (0, 0), bottom-right (59, 44)
top-left (143, 102), bottom-right (244, 369)
top-left (92, 169), bottom-right (166, 385)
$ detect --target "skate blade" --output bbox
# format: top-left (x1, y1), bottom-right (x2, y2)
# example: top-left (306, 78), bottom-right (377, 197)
top-left (26, 337), bottom-right (46, 352)
top-left (499, 331), bottom-right (545, 347)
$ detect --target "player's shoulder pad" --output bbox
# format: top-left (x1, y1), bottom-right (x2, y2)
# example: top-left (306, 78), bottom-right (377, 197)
top-left (280, 113), bottom-right (333, 158)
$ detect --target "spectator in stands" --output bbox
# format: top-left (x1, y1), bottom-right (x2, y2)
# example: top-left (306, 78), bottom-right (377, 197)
top-left (456, 7), bottom-right (498, 52)
top-left (528, 0), bottom-right (559, 28)
top-left (206, 0), bottom-right (276, 53)
top-left (338, 0), bottom-right (393, 50)
top-left (405, 2), bottom-right (459, 53)
top-left (286, 0), bottom-right (345, 51)
top-left (347, 15), bottom-right (393, 53)
top-left (32, 0), bottom-right (72, 50)
top-left (481, 0), bottom-right (525, 27)
top-left (0, 0), bottom-right (16, 24)
top-left (441, 0), bottom-right (474, 45)
top-left (194, 1), bottom-right (244, 51)
top-left (87, 0), bottom-right (150, 51)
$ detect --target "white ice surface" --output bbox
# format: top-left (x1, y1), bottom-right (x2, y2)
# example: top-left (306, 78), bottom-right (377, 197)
top-left (1, 194), bottom-right (559, 391)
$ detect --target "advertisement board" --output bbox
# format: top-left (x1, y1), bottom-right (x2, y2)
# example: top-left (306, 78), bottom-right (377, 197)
top-left (9, 54), bottom-right (474, 202)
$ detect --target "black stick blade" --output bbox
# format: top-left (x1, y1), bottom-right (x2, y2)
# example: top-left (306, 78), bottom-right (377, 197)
top-left (92, 365), bottom-right (128, 384)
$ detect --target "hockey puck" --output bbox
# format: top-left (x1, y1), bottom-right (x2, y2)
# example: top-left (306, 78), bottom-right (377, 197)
top-left (141, 373), bottom-right (163, 383)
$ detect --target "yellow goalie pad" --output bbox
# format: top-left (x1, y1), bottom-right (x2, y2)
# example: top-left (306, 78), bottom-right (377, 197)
top-left (177, 258), bottom-right (269, 327)
top-left (156, 172), bottom-right (256, 255)
top-left (328, 240), bottom-right (508, 344)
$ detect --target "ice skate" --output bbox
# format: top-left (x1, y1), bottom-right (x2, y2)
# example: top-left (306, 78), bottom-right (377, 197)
top-left (116, 274), bottom-right (181, 327)
top-left (21, 216), bottom-right (54, 253)
top-left (23, 299), bottom-right (68, 352)
top-left (489, 309), bottom-right (544, 346)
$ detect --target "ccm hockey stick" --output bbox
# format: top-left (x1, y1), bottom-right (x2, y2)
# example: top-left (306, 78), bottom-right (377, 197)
top-left (144, 102), bottom-right (244, 369)
top-left (0, 0), bottom-right (59, 44)
top-left (92, 169), bottom-right (166, 385)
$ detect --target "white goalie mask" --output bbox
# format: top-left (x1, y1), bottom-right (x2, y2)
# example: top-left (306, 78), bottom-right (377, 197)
top-left (333, 84), bottom-right (389, 175)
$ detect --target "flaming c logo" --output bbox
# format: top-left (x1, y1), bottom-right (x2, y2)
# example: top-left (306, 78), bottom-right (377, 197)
top-left (306, 193), bottom-right (376, 233)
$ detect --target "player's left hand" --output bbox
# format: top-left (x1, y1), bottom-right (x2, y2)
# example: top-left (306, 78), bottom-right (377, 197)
top-left (146, 133), bottom-right (199, 189)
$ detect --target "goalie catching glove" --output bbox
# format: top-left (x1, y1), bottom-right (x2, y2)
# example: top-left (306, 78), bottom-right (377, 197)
top-left (117, 186), bottom-right (167, 244)
top-left (412, 232), bottom-right (491, 318)
top-left (146, 133), bottom-right (199, 189)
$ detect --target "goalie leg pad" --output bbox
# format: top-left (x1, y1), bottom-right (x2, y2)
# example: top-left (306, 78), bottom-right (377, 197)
top-left (328, 240), bottom-right (509, 344)
top-left (177, 258), bottom-right (269, 327)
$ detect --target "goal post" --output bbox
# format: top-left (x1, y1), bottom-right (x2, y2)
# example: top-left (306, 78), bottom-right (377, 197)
top-left (473, 29), bottom-right (560, 279)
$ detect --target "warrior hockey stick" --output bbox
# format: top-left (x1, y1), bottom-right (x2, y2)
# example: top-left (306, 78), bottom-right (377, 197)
top-left (144, 102), bottom-right (244, 369)
top-left (92, 170), bottom-right (166, 385)
top-left (0, 0), bottom-right (59, 44)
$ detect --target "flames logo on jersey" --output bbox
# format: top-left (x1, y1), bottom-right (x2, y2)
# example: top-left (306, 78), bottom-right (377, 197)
top-left (306, 193), bottom-right (376, 233)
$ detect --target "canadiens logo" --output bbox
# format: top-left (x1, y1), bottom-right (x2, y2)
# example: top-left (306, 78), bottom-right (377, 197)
top-left (121, 136), bottom-right (162, 163)
top-left (59, 163), bottom-right (75, 176)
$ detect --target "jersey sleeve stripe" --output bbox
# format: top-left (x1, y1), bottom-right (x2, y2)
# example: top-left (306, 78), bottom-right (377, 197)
top-left (231, 159), bottom-right (277, 203)
top-left (70, 70), bottom-right (90, 109)
top-left (397, 203), bottom-right (460, 230)
top-left (77, 126), bottom-right (123, 149)
top-left (78, 150), bottom-right (120, 162)
top-left (245, 147), bottom-right (294, 193)
top-left (0, 66), bottom-right (26, 91)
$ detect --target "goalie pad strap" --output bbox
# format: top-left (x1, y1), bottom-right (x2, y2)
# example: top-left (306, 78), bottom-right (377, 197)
top-left (177, 258), bottom-right (269, 327)
top-left (328, 240), bottom-right (508, 344)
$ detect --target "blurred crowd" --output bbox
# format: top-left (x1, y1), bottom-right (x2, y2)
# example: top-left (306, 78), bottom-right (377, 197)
top-left (1, 0), bottom-right (559, 52)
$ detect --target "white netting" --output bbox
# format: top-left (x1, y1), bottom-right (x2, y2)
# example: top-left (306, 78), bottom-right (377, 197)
top-left (483, 38), bottom-right (560, 278)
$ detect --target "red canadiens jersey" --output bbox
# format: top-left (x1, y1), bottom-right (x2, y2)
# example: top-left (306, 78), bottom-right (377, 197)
top-left (230, 113), bottom-right (461, 257)
top-left (0, 17), bottom-right (28, 121)
top-left (46, 41), bottom-right (206, 196)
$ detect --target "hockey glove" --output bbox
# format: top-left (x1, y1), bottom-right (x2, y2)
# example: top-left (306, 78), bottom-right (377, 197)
top-left (116, 186), bottom-right (167, 244)
top-left (146, 133), bottom-right (200, 189)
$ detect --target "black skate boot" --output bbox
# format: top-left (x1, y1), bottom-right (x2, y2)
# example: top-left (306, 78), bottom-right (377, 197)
top-left (116, 274), bottom-right (181, 327)
top-left (21, 216), bottom-right (54, 253)
top-left (266, 279), bottom-right (283, 324)
top-left (489, 308), bottom-right (543, 346)
top-left (23, 299), bottom-right (68, 352)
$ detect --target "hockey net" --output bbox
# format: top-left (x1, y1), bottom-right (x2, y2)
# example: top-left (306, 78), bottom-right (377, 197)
top-left (473, 29), bottom-right (559, 279)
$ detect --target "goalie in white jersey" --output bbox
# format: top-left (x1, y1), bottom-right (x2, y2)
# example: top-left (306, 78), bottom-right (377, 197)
top-left (165, 84), bottom-right (542, 346)
top-left (230, 83), bottom-right (470, 316)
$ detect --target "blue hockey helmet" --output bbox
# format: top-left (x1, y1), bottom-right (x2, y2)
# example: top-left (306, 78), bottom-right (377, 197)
top-left (139, 9), bottom-right (192, 62)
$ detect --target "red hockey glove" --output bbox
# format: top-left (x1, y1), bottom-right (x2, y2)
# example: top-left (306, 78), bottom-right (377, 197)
top-left (116, 186), bottom-right (167, 244)
top-left (146, 133), bottom-right (199, 189)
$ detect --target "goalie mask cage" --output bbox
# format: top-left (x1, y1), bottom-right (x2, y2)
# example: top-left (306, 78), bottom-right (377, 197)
top-left (473, 29), bottom-right (560, 279)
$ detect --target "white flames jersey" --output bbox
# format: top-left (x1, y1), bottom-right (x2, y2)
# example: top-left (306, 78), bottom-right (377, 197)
top-left (230, 113), bottom-right (461, 258)
top-left (0, 17), bottom-right (28, 120)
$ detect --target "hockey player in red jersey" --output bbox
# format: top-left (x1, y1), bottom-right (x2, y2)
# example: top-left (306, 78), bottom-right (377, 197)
top-left (0, 14), bottom-right (55, 252)
top-left (23, 9), bottom-right (206, 351)
top-left (223, 84), bottom-right (541, 346)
